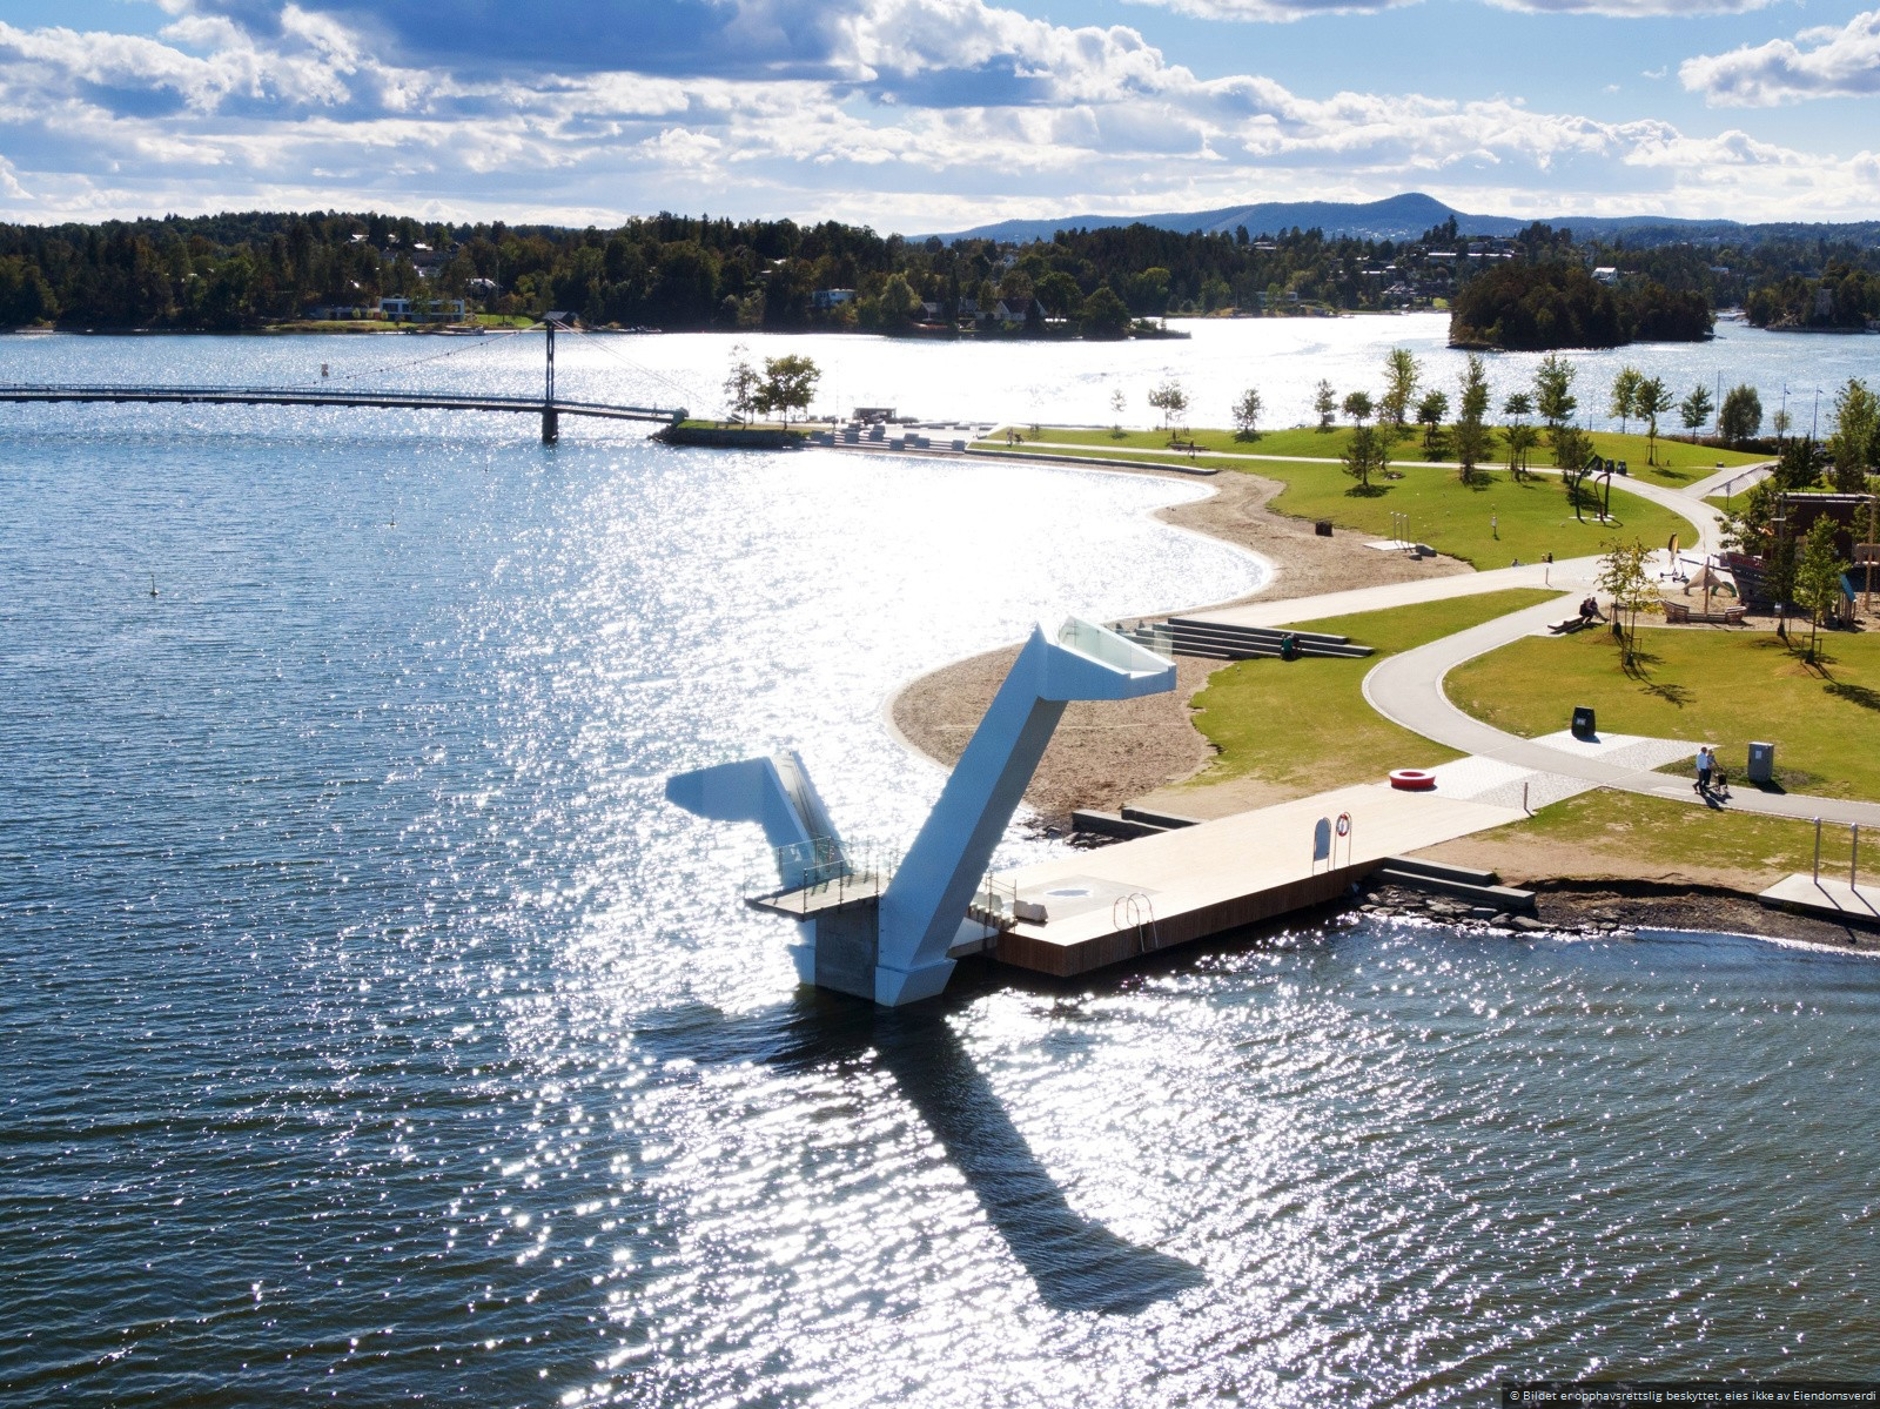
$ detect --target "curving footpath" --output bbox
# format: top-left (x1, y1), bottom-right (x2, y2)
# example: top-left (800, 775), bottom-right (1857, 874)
top-left (1183, 468), bottom-right (1878, 827)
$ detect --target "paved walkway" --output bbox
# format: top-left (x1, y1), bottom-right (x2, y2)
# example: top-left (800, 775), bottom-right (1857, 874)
top-left (1360, 589), bottom-right (1880, 827)
top-left (1684, 460), bottom-right (1773, 501)
top-left (1014, 433), bottom-right (1866, 827)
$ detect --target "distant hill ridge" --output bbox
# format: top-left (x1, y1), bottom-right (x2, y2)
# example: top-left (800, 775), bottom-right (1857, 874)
top-left (926, 192), bottom-right (1880, 248)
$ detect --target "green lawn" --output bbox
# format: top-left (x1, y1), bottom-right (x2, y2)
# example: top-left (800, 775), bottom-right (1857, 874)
top-left (1256, 460), bottom-right (1693, 568)
top-left (1184, 589), bottom-right (1561, 796)
top-left (993, 423), bottom-right (1766, 487)
top-left (1446, 625), bottom-right (1880, 801)
top-left (974, 442), bottom-right (1695, 568)
top-left (1461, 788), bottom-right (1828, 878)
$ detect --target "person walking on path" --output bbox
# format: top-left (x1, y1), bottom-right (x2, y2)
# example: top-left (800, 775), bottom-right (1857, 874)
top-left (1695, 745), bottom-right (1715, 794)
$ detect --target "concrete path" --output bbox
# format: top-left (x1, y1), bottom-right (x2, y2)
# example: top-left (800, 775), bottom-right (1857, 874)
top-left (1008, 433), bottom-right (1867, 827)
top-left (1360, 589), bottom-right (1880, 827)
top-left (1684, 460), bottom-right (1773, 501)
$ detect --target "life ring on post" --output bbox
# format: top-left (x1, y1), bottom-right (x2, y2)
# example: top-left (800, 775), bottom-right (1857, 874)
top-left (1389, 768), bottom-right (1437, 792)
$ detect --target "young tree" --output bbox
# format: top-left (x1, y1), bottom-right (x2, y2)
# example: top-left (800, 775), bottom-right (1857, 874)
top-left (1232, 387), bottom-right (1263, 441)
top-left (1773, 435), bottom-right (1822, 492)
top-left (753, 353), bottom-right (821, 426)
top-left (1454, 354), bottom-right (1491, 483)
top-left (1609, 365), bottom-right (1644, 435)
top-left (1829, 378), bottom-right (1878, 493)
top-left (1342, 389), bottom-right (1374, 428)
top-left (1342, 425), bottom-right (1387, 492)
top-left (1718, 383), bottom-right (1763, 445)
top-left (1635, 375), bottom-right (1673, 465)
top-left (1793, 515), bottom-right (1850, 662)
top-left (1773, 408), bottom-right (1793, 441)
top-left (1416, 389), bottom-right (1449, 458)
top-left (1595, 538), bottom-right (1653, 667)
top-left (1502, 391), bottom-right (1535, 479)
top-left (721, 345), bottom-right (759, 424)
top-left (1109, 387), bottom-right (1127, 438)
top-left (1555, 425), bottom-right (1596, 519)
top-left (1313, 379), bottom-right (1338, 432)
top-left (1534, 353), bottom-right (1578, 433)
top-left (1148, 380), bottom-right (1189, 436)
top-left (1679, 383), bottom-right (1713, 442)
top-left (1381, 347), bottom-right (1420, 438)
top-left (1504, 421), bottom-right (1538, 480)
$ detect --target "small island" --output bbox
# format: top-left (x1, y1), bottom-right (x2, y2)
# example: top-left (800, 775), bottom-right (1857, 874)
top-left (1448, 259), bottom-right (1712, 351)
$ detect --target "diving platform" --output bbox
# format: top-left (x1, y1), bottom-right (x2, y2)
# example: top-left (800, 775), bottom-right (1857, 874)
top-left (987, 782), bottom-right (1528, 976)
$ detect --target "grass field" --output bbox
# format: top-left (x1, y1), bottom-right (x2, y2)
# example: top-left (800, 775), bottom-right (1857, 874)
top-left (1459, 788), bottom-right (1828, 877)
top-left (973, 442), bottom-right (1695, 568)
top-left (1184, 589), bottom-right (1560, 796)
top-left (995, 423), bottom-right (1766, 487)
top-left (1446, 624), bottom-right (1880, 801)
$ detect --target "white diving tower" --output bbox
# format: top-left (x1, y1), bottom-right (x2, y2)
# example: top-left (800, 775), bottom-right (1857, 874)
top-left (666, 618), bottom-right (1175, 1006)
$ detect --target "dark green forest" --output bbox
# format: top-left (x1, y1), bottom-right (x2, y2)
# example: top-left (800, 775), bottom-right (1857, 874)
top-left (1448, 260), bottom-right (1713, 349)
top-left (0, 208), bottom-right (1875, 347)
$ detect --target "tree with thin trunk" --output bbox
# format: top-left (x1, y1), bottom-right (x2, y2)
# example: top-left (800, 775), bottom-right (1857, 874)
top-left (1718, 384), bottom-right (1762, 445)
top-left (1535, 354), bottom-right (1577, 435)
top-left (1596, 538), bottom-right (1653, 669)
top-left (1635, 375), bottom-right (1673, 465)
top-left (1794, 515), bottom-right (1849, 662)
top-left (753, 353), bottom-right (820, 426)
top-left (1502, 391), bottom-right (1535, 480)
top-left (1417, 389), bottom-right (1449, 459)
top-left (1679, 383), bottom-right (1713, 442)
top-left (1829, 378), bottom-right (1877, 493)
top-left (1232, 387), bottom-right (1263, 441)
top-left (1609, 365), bottom-right (1643, 436)
top-left (1148, 380), bottom-right (1188, 437)
top-left (1341, 392), bottom-right (1381, 491)
top-left (1314, 379), bottom-right (1338, 432)
top-left (722, 344), bottom-right (759, 424)
top-left (1454, 354), bottom-right (1491, 483)
top-left (1381, 348), bottom-right (1419, 439)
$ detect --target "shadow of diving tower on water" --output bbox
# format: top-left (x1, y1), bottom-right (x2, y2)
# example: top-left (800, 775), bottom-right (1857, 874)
top-left (666, 617), bottom-right (1174, 1007)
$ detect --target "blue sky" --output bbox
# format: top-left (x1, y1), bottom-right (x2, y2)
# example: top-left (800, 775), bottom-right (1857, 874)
top-left (0, 0), bottom-right (1876, 228)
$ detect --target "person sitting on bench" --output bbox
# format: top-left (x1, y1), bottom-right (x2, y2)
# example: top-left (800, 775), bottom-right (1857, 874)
top-left (1578, 596), bottom-right (1600, 623)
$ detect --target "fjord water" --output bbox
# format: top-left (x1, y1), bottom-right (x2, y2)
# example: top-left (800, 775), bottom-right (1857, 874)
top-left (2, 331), bottom-right (1877, 1407)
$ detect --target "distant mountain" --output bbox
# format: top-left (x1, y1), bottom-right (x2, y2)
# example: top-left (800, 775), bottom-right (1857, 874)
top-left (924, 192), bottom-right (1880, 249)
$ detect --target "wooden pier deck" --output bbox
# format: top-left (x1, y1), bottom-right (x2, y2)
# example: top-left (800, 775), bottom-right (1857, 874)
top-left (991, 782), bottom-right (1528, 977)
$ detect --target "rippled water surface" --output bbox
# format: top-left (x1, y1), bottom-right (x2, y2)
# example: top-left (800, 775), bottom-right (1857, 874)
top-left (3, 334), bottom-right (1878, 1406)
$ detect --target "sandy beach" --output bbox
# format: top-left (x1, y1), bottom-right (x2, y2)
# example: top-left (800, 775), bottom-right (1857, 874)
top-left (889, 460), bottom-right (1469, 823)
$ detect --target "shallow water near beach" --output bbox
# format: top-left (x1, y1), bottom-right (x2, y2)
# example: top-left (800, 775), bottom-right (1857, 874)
top-left (3, 334), bottom-right (1879, 1406)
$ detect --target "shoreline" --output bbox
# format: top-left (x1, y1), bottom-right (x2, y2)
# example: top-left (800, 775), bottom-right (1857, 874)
top-left (877, 442), bottom-right (1858, 954)
top-left (887, 454), bottom-right (1469, 812)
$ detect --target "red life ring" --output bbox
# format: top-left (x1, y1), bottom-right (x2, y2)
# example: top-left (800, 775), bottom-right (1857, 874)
top-left (1389, 768), bottom-right (1437, 791)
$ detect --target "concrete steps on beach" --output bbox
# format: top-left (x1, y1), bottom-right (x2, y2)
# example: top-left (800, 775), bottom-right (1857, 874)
top-left (1371, 855), bottom-right (1538, 913)
top-left (1123, 617), bottom-right (1375, 663)
top-left (1071, 806), bottom-right (1204, 841)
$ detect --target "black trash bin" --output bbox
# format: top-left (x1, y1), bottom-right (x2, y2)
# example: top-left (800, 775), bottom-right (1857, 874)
top-left (1571, 705), bottom-right (1597, 740)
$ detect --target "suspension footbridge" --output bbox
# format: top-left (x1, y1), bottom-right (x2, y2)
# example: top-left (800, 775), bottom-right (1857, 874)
top-left (0, 319), bottom-right (689, 442)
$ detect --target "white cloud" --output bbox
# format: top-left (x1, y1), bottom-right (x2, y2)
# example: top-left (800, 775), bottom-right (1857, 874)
top-left (1681, 9), bottom-right (1880, 106)
top-left (0, 0), bottom-right (1871, 229)
top-left (1481, 0), bottom-right (1772, 13)
top-left (1124, 0), bottom-right (1773, 17)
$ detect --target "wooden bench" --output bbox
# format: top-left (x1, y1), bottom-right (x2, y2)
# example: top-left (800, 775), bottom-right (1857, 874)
top-left (1661, 601), bottom-right (1747, 626)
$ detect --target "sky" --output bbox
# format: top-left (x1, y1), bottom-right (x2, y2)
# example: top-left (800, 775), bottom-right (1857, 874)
top-left (0, 0), bottom-right (1877, 231)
